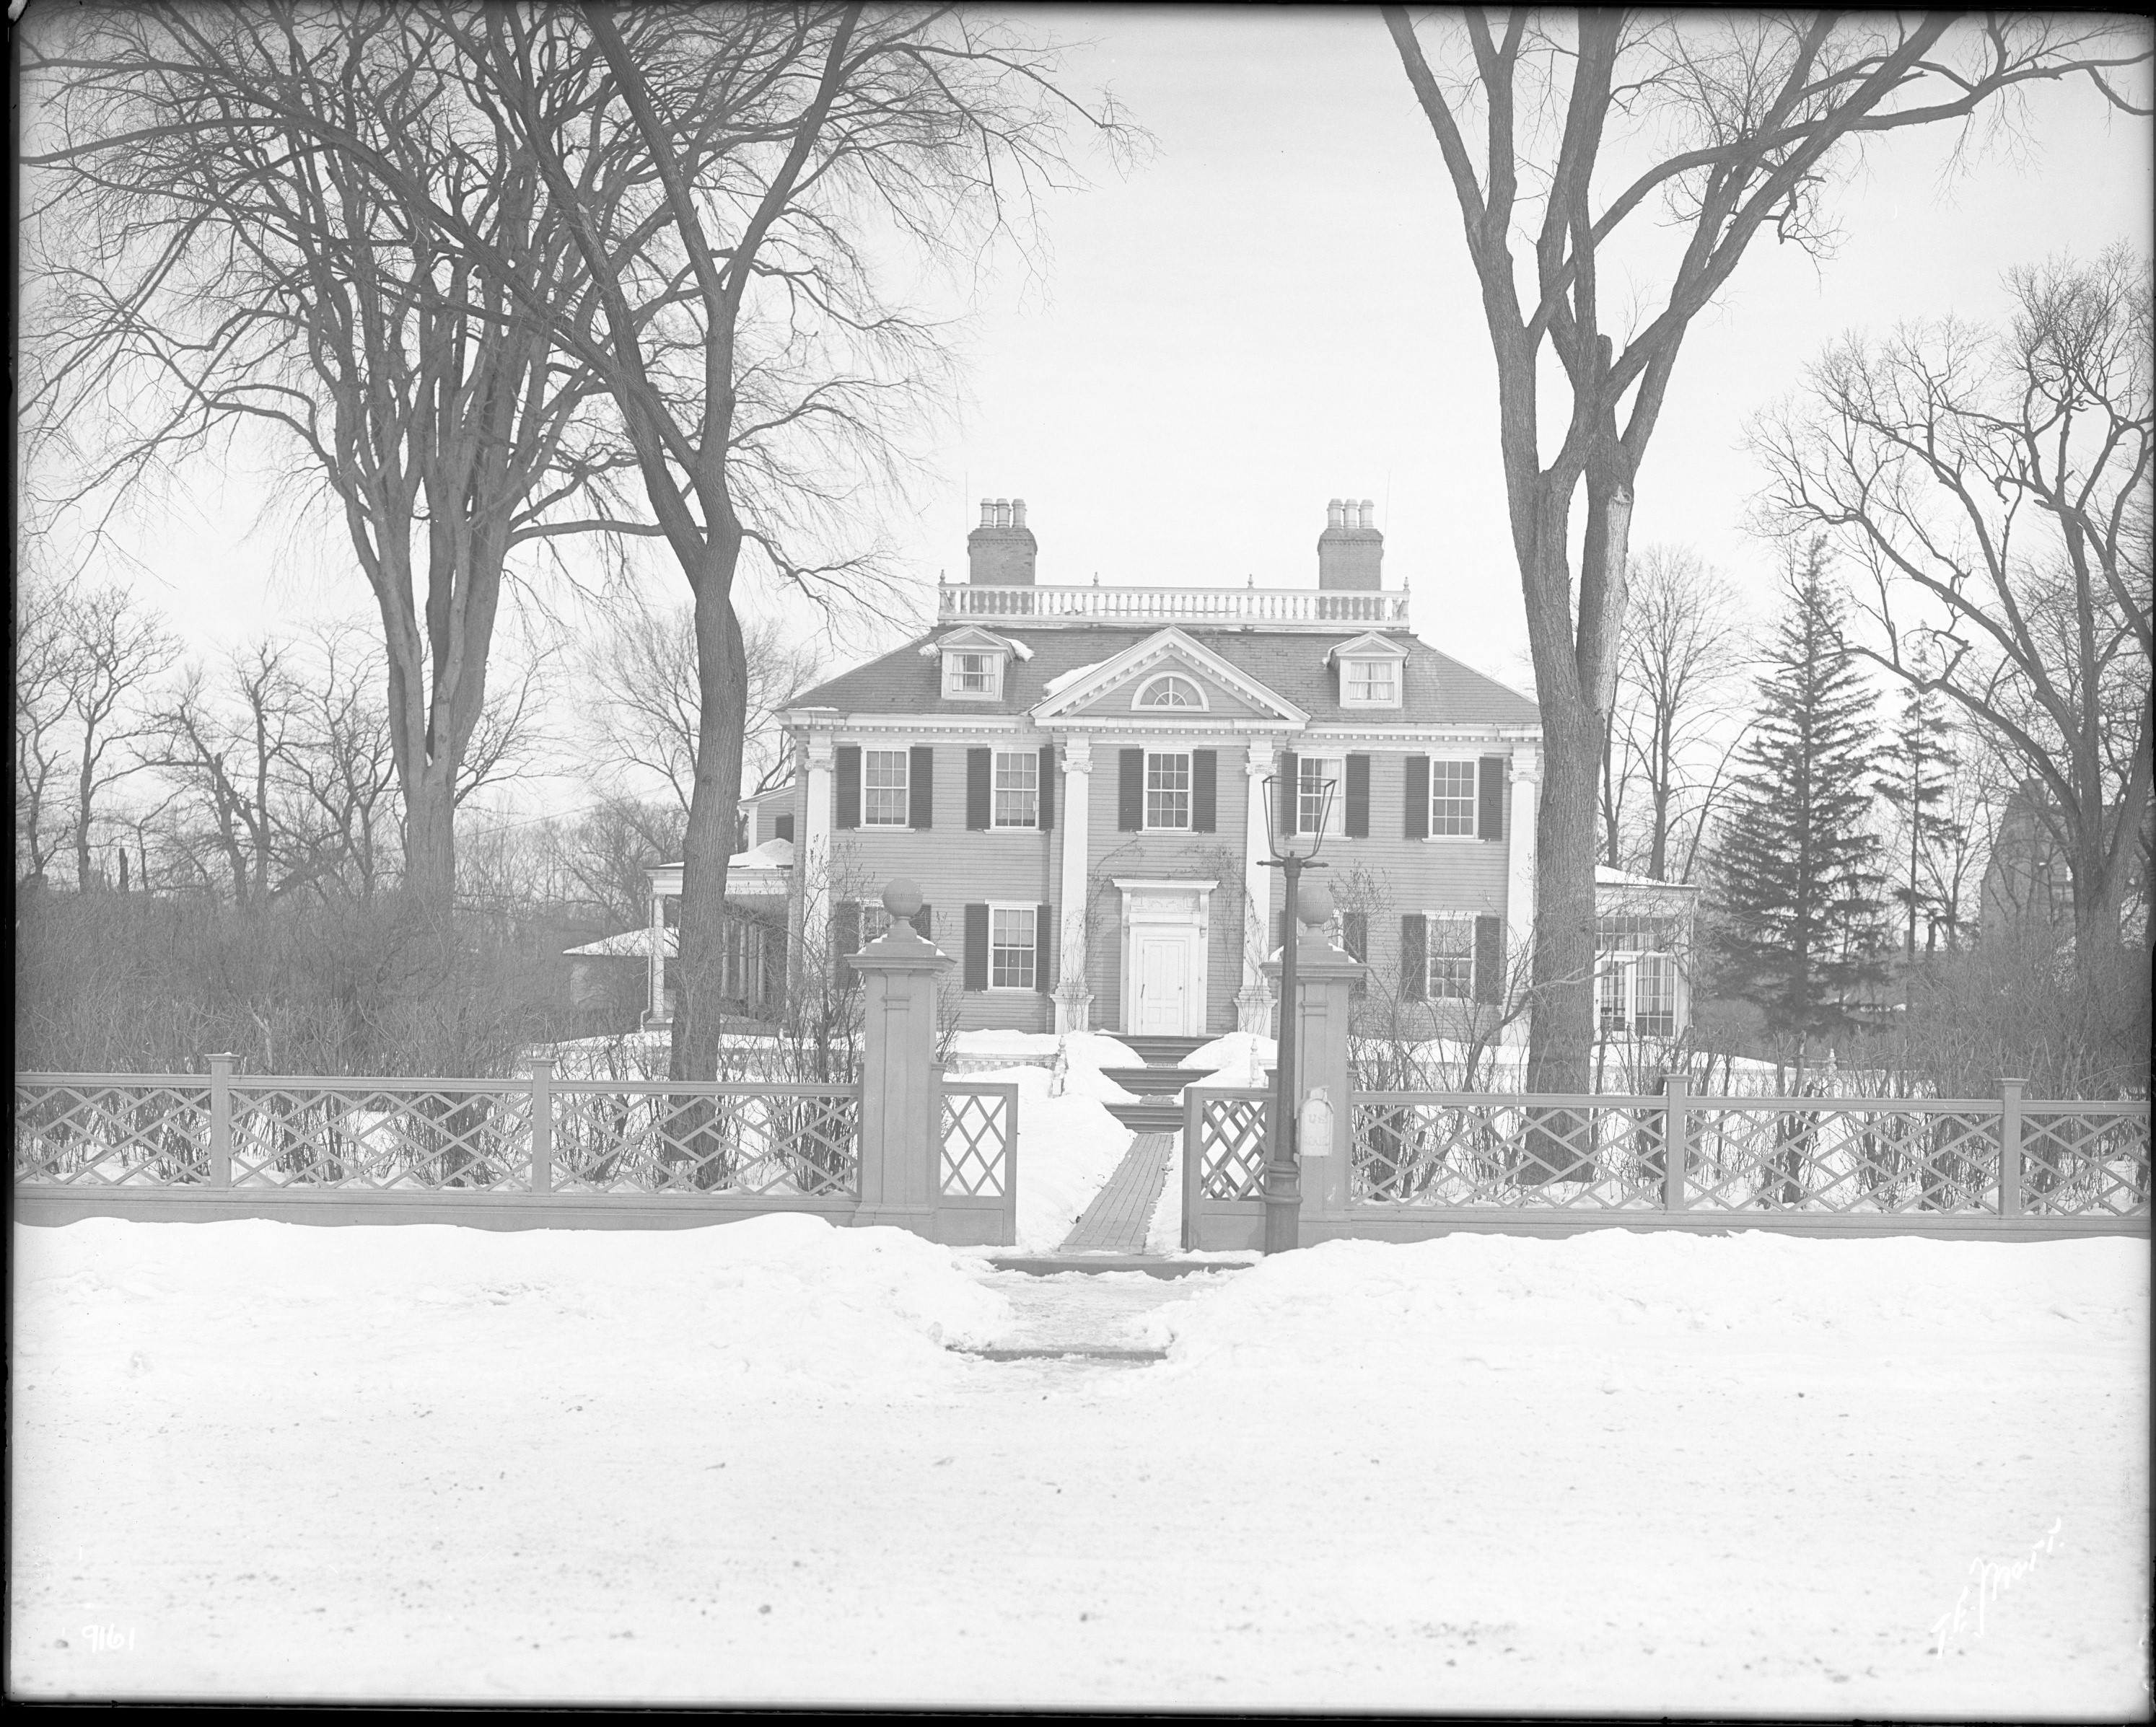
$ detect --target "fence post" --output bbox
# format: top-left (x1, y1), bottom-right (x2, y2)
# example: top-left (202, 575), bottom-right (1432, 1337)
top-left (529, 1056), bottom-right (555, 1196)
top-left (206, 1053), bottom-right (236, 1189)
top-left (1662, 1071), bottom-right (1689, 1212)
top-left (1998, 1076), bottom-right (2025, 1219)
top-left (846, 880), bottom-right (952, 1238)
top-left (1259, 915), bottom-right (1367, 1235)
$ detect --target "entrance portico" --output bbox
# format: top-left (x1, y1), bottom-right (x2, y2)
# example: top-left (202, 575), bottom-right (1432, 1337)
top-left (1114, 878), bottom-right (1215, 1037)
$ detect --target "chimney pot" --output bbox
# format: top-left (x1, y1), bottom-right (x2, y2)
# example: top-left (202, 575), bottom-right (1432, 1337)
top-left (1326, 498), bottom-right (1344, 530)
top-left (1012, 498), bottom-right (1027, 528)
top-left (978, 497), bottom-right (994, 527)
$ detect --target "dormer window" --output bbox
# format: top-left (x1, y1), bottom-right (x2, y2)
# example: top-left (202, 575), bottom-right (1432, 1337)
top-left (1136, 672), bottom-right (1206, 709)
top-left (929, 625), bottom-right (1026, 702)
top-left (1329, 632), bottom-right (1408, 710)
top-left (1344, 659), bottom-right (1397, 705)
top-left (945, 651), bottom-right (1000, 698)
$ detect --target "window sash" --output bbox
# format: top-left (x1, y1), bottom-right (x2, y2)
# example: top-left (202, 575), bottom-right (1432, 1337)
top-left (1140, 674), bottom-right (1201, 708)
top-left (1429, 762), bottom-right (1476, 836)
top-left (1345, 660), bottom-right (1395, 703)
top-left (989, 905), bottom-right (1036, 988)
top-left (1427, 917), bottom-right (1473, 1000)
top-left (992, 750), bottom-right (1038, 827)
top-left (1144, 752), bottom-right (1192, 830)
top-left (946, 653), bottom-right (996, 695)
top-left (863, 750), bottom-right (909, 825)
top-left (1298, 755), bottom-right (1343, 835)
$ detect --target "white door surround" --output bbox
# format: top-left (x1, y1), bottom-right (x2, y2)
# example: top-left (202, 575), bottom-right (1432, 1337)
top-left (1114, 878), bottom-right (1214, 1038)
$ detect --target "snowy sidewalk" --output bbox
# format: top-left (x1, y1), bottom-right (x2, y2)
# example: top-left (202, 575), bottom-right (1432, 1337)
top-left (10, 1220), bottom-right (2147, 1713)
top-left (1058, 1133), bottom-right (1175, 1254)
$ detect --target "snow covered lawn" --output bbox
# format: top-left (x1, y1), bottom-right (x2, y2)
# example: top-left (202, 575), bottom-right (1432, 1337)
top-left (11, 1218), bottom-right (2147, 1713)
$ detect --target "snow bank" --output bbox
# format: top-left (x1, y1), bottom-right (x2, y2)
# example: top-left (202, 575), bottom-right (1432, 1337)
top-left (1144, 1232), bottom-right (2150, 1373)
top-left (14, 1214), bottom-right (1015, 1392)
top-left (956, 1065), bottom-right (1134, 1253)
top-left (1178, 1031), bottom-right (1274, 1086)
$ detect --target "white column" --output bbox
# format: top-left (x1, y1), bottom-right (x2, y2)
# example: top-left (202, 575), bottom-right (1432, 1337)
top-left (1506, 742), bottom-right (1540, 966)
top-left (1237, 744), bottom-right (1278, 1034)
top-left (1054, 736), bottom-right (1092, 1033)
top-left (648, 884), bottom-right (665, 1024)
top-left (801, 732), bottom-right (836, 977)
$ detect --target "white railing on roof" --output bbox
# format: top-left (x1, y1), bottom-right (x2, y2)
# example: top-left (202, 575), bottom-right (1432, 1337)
top-left (938, 582), bottom-right (1410, 628)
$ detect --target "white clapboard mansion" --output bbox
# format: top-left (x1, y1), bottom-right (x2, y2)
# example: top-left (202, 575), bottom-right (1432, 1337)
top-left (613, 498), bottom-right (1695, 1042)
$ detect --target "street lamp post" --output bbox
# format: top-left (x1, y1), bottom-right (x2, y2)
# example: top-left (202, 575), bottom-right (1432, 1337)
top-left (1259, 762), bottom-right (1336, 1255)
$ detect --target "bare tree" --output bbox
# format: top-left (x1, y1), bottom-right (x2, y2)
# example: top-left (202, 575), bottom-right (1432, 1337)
top-left (1380, 9), bottom-right (2151, 1090)
top-left (573, 588), bottom-right (820, 813)
top-left (1603, 545), bottom-right (1752, 882)
top-left (13, 577), bottom-right (76, 884)
top-left (23, 3), bottom-right (628, 923)
top-left (38, 582), bottom-right (183, 892)
top-left (362, 4), bottom-right (1129, 1080)
top-left (1750, 245), bottom-right (2153, 979)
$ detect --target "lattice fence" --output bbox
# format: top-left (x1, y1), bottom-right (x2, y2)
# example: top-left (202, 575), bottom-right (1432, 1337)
top-left (939, 1083), bottom-right (1016, 1200)
top-left (16, 1080), bottom-right (213, 1186)
top-left (1348, 1085), bottom-right (2152, 1219)
top-left (229, 1082), bottom-right (532, 1190)
top-left (1193, 1089), bottom-right (1270, 1201)
top-left (17, 1068), bottom-right (859, 1200)
top-left (551, 1083), bottom-right (859, 1197)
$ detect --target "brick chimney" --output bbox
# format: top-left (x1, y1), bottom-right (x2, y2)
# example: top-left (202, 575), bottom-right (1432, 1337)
top-left (1317, 498), bottom-right (1382, 591)
top-left (966, 496), bottom-right (1037, 585)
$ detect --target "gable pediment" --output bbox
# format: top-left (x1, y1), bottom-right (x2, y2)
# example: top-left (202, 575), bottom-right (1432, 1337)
top-left (1030, 627), bottom-right (1307, 726)
top-left (1325, 631), bottom-right (1410, 664)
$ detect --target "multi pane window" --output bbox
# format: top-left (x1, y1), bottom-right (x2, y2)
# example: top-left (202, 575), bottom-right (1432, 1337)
top-left (1596, 915), bottom-right (1679, 1036)
top-left (1344, 659), bottom-right (1397, 705)
top-left (1298, 755), bottom-right (1344, 835)
top-left (989, 905), bottom-right (1036, 989)
top-left (1145, 752), bottom-right (1192, 830)
top-left (864, 749), bottom-right (909, 825)
top-left (1426, 917), bottom-right (1474, 1000)
top-left (1138, 673), bottom-right (1204, 708)
top-left (993, 750), bottom-right (1038, 827)
top-left (1429, 761), bottom-right (1477, 835)
top-left (945, 652), bottom-right (999, 698)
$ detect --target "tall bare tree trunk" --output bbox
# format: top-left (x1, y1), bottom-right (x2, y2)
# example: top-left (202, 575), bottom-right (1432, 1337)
top-left (669, 553), bottom-right (748, 1084)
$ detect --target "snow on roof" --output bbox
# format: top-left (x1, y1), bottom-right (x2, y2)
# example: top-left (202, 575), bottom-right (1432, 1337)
top-left (564, 926), bottom-right (676, 959)
top-left (1041, 658), bottom-right (1110, 698)
top-left (1596, 866), bottom-right (1699, 892)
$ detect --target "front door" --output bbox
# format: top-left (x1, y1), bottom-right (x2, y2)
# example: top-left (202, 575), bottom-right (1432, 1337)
top-left (1135, 932), bottom-right (1196, 1035)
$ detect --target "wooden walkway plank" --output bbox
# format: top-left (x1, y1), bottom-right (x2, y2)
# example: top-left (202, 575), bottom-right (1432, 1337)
top-left (1059, 1131), bottom-right (1176, 1254)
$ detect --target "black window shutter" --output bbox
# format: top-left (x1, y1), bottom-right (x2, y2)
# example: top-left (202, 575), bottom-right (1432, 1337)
top-left (1345, 754), bottom-right (1370, 838)
top-left (1036, 902), bottom-right (1053, 993)
top-left (910, 746), bottom-right (934, 829)
top-left (1401, 914), bottom-right (1427, 1001)
top-left (1403, 755), bottom-right (1429, 839)
top-left (1478, 755), bottom-right (1505, 840)
top-left (836, 746), bottom-right (862, 830)
top-left (1279, 750), bottom-right (1300, 835)
top-left (1474, 914), bottom-right (1504, 1003)
top-left (963, 903), bottom-right (989, 990)
top-left (1118, 749), bottom-right (1144, 830)
top-left (966, 747), bottom-right (991, 830)
top-left (833, 901), bottom-right (862, 982)
top-left (774, 813), bottom-right (795, 843)
top-left (911, 902), bottom-right (934, 941)
top-left (1038, 744), bottom-right (1056, 830)
top-left (1343, 910), bottom-right (1368, 998)
top-left (1192, 750), bottom-right (1217, 832)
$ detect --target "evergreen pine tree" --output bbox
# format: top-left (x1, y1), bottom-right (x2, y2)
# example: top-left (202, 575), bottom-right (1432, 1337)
top-left (1709, 543), bottom-right (1888, 1057)
top-left (1873, 687), bottom-right (1965, 961)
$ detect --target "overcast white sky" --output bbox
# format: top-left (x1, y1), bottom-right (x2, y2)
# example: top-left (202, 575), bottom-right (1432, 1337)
top-left (85, 8), bottom-right (2155, 745)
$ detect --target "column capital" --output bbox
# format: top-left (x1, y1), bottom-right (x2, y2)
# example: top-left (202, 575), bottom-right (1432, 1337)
top-left (805, 732), bottom-right (836, 770)
top-left (1061, 735), bottom-right (1092, 773)
top-left (1510, 742), bottom-right (1541, 783)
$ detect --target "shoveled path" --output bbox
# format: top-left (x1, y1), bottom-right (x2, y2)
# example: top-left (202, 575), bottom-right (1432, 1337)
top-left (1059, 1132), bottom-right (1175, 1254)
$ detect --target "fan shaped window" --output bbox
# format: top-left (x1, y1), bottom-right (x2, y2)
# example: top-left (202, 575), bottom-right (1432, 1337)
top-left (1135, 673), bottom-right (1206, 711)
